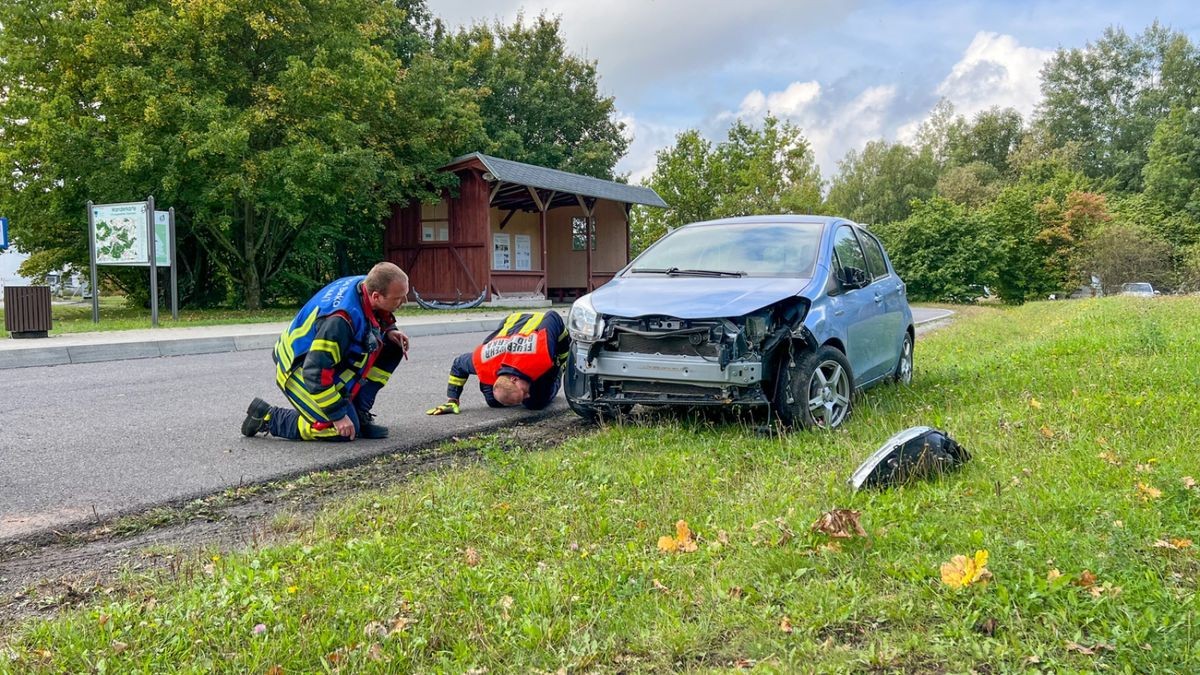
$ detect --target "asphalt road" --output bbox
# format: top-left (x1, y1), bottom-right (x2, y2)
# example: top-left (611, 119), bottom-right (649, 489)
top-left (0, 307), bottom-right (950, 541)
top-left (0, 331), bottom-right (561, 540)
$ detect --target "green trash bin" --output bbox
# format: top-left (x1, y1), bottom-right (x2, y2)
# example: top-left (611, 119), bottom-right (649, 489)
top-left (3, 285), bottom-right (52, 338)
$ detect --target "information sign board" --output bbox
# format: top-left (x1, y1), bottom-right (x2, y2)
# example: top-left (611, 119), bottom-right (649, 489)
top-left (92, 202), bottom-right (149, 264)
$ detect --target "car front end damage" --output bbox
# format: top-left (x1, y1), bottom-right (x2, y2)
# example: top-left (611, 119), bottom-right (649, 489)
top-left (566, 297), bottom-right (812, 408)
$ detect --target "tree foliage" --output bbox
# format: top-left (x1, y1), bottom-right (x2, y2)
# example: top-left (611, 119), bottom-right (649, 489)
top-left (0, 0), bottom-right (483, 308)
top-left (1037, 23), bottom-right (1200, 193)
top-left (435, 13), bottom-right (628, 179)
top-left (873, 198), bottom-right (999, 303)
top-left (825, 140), bottom-right (938, 226)
top-left (633, 115), bottom-right (822, 253)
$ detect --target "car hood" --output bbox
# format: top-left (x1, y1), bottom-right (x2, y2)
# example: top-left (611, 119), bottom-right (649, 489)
top-left (589, 275), bottom-right (814, 319)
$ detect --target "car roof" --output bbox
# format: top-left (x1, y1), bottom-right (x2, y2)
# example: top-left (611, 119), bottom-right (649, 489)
top-left (678, 214), bottom-right (853, 229)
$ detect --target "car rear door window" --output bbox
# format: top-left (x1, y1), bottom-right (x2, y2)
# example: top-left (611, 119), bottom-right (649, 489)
top-left (859, 230), bottom-right (890, 280)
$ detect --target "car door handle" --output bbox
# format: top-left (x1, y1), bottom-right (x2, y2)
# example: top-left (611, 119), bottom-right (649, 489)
top-left (873, 293), bottom-right (883, 304)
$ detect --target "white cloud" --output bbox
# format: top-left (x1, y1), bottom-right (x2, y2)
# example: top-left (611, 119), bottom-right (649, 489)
top-left (614, 112), bottom-right (684, 185)
top-left (935, 31), bottom-right (1053, 120)
top-left (735, 81), bottom-right (822, 118)
top-left (718, 82), bottom-right (898, 177)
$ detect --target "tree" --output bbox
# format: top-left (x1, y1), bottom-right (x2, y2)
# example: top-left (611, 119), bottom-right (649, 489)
top-left (936, 162), bottom-right (1004, 208)
top-left (826, 141), bottom-right (938, 225)
top-left (1081, 224), bottom-right (1173, 294)
top-left (632, 115), bottom-right (823, 253)
top-left (873, 198), bottom-right (999, 303)
top-left (1036, 23), bottom-right (1200, 192)
top-left (947, 107), bottom-right (1024, 174)
top-left (1142, 103), bottom-right (1200, 258)
top-left (435, 13), bottom-right (628, 179)
top-left (0, 0), bottom-right (481, 308)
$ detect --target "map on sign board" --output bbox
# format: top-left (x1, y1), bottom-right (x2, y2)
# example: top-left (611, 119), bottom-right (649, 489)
top-left (93, 202), bottom-right (149, 264)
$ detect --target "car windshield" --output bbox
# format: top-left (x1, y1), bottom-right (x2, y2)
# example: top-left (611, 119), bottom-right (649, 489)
top-left (630, 222), bottom-right (822, 277)
top-left (1123, 283), bottom-right (1153, 293)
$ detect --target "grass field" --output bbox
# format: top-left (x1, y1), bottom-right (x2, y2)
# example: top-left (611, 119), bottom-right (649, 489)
top-left (4, 298), bottom-right (1199, 672)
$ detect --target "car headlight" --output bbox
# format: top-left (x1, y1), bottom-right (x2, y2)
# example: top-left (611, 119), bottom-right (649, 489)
top-left (568, 293), bottom-right (605, 342)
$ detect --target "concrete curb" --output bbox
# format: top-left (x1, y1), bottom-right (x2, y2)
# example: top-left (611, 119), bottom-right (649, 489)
top-left (0, 317), bottom-right (514, 370)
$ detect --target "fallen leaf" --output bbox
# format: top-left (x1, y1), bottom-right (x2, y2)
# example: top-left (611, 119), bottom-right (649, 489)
top-left (98, 613), bottom-right (111, 627)
top-left (974, 617), bottom-right (999, 636)
top-left (728, 586), bottom-right (744, 599)
top-left (1136, 463), bottom-right (1153, 473)
top-left (811, 509), bottom-right (867, 540)
top-left (366, 643), bottom-right (385, 662)
top-left (717, 530), bottom-right (730, 545)
top-left (1030, 397), bottom-right (1042, 409)
top-left (940, 550), bottom-right (993, 589)
top-left (1113, 520), bottom-right (1124, 528)
top-left (1097, 451), bottom-right (1121, 466)
top-left (1047, 568), bottom-right (1062, 582)
top-left (111, 641), bottom-right (128, 654)
top-left (1183, 476), bottom-right (1197, 489)
top-left (816, 541), bottom-right (842, 554)
top-left (1137, 483), bottom-right (1163, 501)
top-left (657, 520), bottom-right (698, 553)
top-left (463, 548), bottom-right (481, 567)
top-left (1153, 538), bottom-right (1193, 550)
top-left (1039, 426), bottom-right (1054, 439)
top-left (779, 616), bottom-right (793, 634)
top-left (733, 658), bottom-right (756, 669)
top-left (363, 621), bottom-right (388, 639)
top-left (1074, 570), bottom-right (1097, 588)
top-left (266, 666), bottom-right (284, 675)
top-left (651, 578), bottom-right (670, 593)
top-left (1173, 538), bottom-right (1193, 549)
top-left (390, 616), bottom-right (414, 633)
top-left (1065, 641), bottom-right (1095, 656)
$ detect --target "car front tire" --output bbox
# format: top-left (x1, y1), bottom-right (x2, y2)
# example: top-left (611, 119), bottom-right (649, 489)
top-left (774, 345), bottom-right (855, 430)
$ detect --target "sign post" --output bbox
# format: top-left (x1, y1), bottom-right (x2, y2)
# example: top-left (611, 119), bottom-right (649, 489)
top-left (88, 198), bottom-right (177, 325)
top-left (147, 196), bottom-right (158, 327)
top-left (0, 216), bottom-right (9, 251)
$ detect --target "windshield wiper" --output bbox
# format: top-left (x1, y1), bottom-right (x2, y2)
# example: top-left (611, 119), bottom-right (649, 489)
top-left (631, 267), bottom-right (744, 277)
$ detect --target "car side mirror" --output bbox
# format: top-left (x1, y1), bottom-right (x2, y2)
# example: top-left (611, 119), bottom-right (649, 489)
top-left (837, 267), bottom-right (868, 289)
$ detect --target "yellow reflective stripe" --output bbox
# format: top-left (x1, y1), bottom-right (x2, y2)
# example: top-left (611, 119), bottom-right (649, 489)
top-left (299, 418), bottom-right (340, 441)
top-left (518, 312), bottom-right (546, 335)
top-left (284, 378), bottom-right (333, 418)
top-left (279, 307), bottom-right (321, 365)
top-left (339, 370), bottom-right (356, 384)
top-left (448, 375), bottom-right (467, 386)
top-left (310, 387), bottom-right (341, 407)
top-left (500, 313), bottom-right (524, 335)
top-left (365, 367), bottom-right (390, 385)
top-left (310, 339), bottom-right (342, 364)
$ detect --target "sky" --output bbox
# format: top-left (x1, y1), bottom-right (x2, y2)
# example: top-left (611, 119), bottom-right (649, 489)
top-left (425, 0), bottom-right (1200, 183)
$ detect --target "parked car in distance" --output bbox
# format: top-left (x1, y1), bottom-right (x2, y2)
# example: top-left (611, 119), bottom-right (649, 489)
top-left (564, 215), bottom-right (914, 429)
top-left (1120, 282), bottom-right (1158, 297)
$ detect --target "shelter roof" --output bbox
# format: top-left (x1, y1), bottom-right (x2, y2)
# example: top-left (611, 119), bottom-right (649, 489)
top-left (442, 152), bottom-right (668, 211)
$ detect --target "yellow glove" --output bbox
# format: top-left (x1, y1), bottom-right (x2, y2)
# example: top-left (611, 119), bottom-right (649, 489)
top-left (425, 401), bottom-right (460, 415)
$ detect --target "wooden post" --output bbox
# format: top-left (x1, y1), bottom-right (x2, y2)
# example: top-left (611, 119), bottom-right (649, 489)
top-left (539, 207), bottom-right (548, 298)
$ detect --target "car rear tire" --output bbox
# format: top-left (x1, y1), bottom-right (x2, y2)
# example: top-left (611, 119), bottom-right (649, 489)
top-left (774, 345), bottom-right (854, 430)
top-left (893, 332), bottom-right (913, 385)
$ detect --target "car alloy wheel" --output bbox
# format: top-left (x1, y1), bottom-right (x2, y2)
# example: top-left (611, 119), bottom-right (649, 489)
top-left (894, 333), bottom-right (913, 385)
top-left (774, 344), bottom-right (855, 430)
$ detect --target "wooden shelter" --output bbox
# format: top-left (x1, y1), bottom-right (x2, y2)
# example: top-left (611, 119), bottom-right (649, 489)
top-left (386, 153), bottom-right (667, 304)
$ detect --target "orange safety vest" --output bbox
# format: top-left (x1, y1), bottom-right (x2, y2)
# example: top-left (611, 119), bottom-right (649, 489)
top-left (471, 312), bottom-right (556, 385)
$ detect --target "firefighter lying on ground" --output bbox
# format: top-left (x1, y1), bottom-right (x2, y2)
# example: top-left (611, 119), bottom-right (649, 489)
top-left (426, 311), bottom-right (569, 414)
top-left (241, 262), bottom-right (410, 441)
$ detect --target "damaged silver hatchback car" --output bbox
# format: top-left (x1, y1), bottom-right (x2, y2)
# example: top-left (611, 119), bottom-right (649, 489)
top-left (563, 215), bottom-right (914, 429)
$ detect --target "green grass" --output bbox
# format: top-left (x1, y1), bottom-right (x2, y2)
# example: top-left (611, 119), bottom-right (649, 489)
top-left (0, 296), bottom-right (509, 338)
top-left (5, 298), bottom-right (1200, 672)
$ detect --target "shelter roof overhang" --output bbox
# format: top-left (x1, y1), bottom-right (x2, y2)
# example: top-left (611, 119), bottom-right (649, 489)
top-left (441, 152), bottom-right (668, 212)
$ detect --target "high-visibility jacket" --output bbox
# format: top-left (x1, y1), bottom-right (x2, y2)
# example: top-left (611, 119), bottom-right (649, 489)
top-left (273, 276), bottom-right (387, 419)
top-left (471, 311), bottom-right (564, 385)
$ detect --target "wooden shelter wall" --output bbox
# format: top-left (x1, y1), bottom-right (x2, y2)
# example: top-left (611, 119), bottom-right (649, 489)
top-left (488, 208), bottom-right (542, 271)
top-left (546, 198), bottom-right (628, 288)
